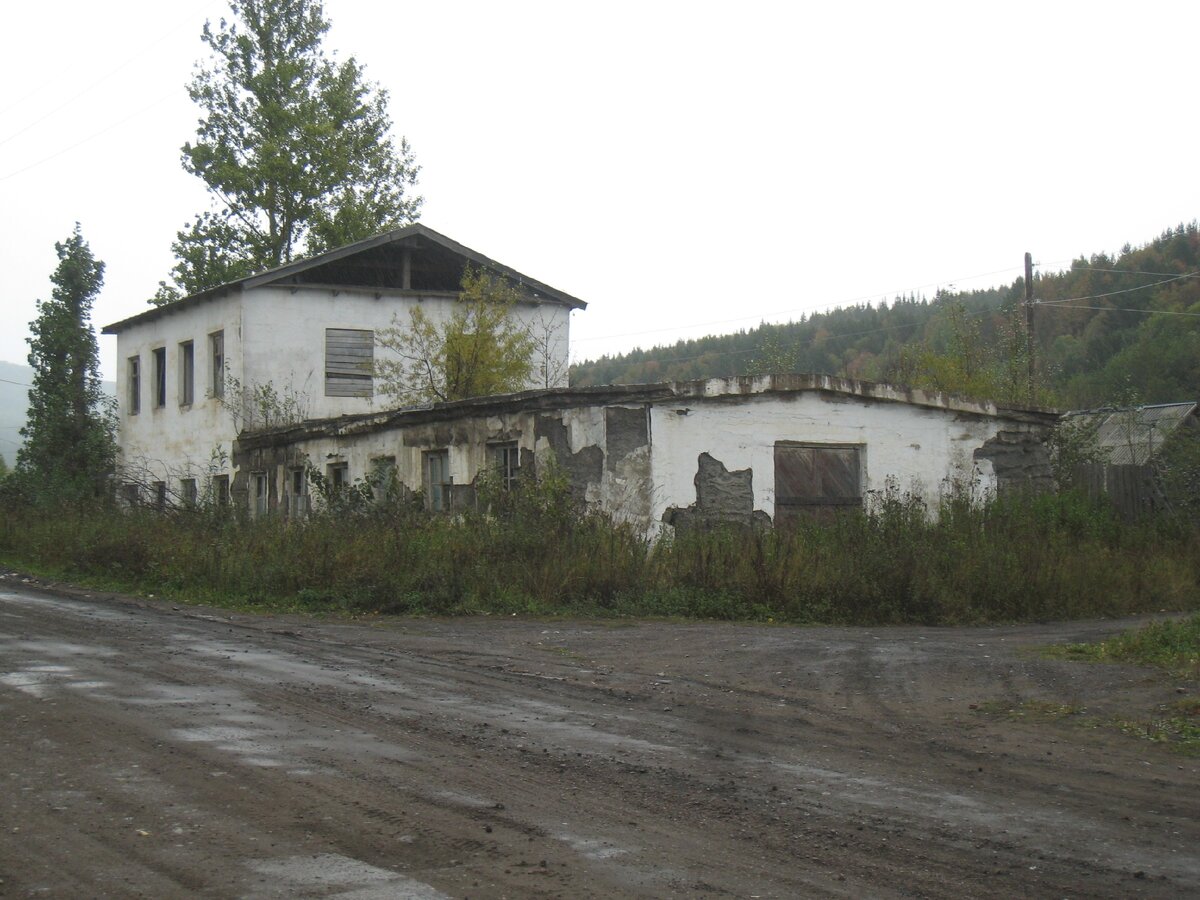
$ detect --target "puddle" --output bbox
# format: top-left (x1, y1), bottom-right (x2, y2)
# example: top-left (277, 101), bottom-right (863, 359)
top-left (246, 853), bottom-right (449, 899)
top-left (553, 830), bottom-right (632, 861)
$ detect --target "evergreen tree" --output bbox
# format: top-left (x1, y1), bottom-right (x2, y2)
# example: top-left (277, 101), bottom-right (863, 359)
top-left (157, 0), bottom-right (421, 300)
top-left (15, 225), bottom-right (116, 502)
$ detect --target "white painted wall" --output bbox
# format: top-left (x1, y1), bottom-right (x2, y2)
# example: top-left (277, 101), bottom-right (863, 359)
top-left (240, 285), bottom-right (571, 417)
top-left (647, 392), bottom-right (1006, 524)
top-left (114, 283), bottom-right (572, 492)
top-left (114, 292), bottom-right (243, 488)
top-left (232, 385), bottom-right (1042, 527)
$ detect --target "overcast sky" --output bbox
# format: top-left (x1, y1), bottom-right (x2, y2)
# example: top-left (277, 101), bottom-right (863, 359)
top-left (2, 0), bottom-right (1198, 382)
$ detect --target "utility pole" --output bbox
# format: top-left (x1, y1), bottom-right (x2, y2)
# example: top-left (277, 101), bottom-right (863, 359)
top-left (1024, 252), bottom-right (1035, 398)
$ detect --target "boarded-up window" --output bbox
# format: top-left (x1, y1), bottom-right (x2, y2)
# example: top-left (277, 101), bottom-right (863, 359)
top-left (774, 442), bottom-right (863, 523)
top-left (325, 328), bottom-right (373, 397)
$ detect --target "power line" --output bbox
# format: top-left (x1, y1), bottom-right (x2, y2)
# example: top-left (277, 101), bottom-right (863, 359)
top-left (1037, 272), bottom-right (1199, 306)
top-left (0, 90), bottom-right (177, 182)
top-left (1037, 304), bottom-right (1200, 319)
top-left (573, 263), bottom-right (1024, 344)
top-left (0, 377), bottom-right (32, 388)
top-left (0, 2), bottom-right (216, 148)
top-left (1072, 266), bottom-right (1200, 278)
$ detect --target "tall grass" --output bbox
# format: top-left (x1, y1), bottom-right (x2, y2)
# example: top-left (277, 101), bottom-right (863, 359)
top-left (1, 484), bottom-right (1197, 625)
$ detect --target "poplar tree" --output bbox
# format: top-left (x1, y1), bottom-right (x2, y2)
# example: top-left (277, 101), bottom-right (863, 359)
top-left (157, 0), bottom-right (421, 301)
top-left (16, 225), bottom-right (115, 501)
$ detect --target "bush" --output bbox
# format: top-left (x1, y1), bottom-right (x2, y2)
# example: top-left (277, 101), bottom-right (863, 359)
top-left (1, 482), bottom-right (1196, 626)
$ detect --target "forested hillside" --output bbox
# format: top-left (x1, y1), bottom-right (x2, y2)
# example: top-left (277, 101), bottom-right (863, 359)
top-left (571, 222), bottom-right (1200, 408)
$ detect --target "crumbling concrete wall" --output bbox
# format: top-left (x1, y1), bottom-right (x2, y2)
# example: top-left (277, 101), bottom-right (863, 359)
top-left (603, 406), bottom-right (654, 528)
top-left (535, 413), bottom-right (604, 504)
top-left (662, 452), bottom-right (771, 530)
top-left (230, 383), bottom-right (1055, 529)
top-left (973, 428), bottom-right (1055, 492)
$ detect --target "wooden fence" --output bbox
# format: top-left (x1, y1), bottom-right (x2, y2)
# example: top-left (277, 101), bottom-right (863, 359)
top-left (1074, 463), bottom-right (1165, 520)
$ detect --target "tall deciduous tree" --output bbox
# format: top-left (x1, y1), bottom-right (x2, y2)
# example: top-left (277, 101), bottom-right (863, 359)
top-left (157, 0), bottom-right (421, 301)
top-left (376, 269), bottom-right (536, 404)
top-left (15, 225), bottom-right (115, 501)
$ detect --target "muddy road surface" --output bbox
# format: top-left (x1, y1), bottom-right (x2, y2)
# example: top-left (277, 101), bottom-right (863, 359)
top-left (0, 578), bottom-right (1197, 898)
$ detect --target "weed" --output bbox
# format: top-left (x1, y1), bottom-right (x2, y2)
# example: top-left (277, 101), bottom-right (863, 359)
top-left (0, 487), bottom-right (1197, 627)
top-left (1052, 614), bottom-right (1200, 677)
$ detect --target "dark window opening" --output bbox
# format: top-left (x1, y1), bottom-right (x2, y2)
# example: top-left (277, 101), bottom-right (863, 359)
top-left (212, 474), bottom-right (230, 506)
top-left (210, 331), bottom-right (225, 399)
top-left (127, 357), bottom-right (140, 415)
top-left (152, 347), bottom-right (167, 408)
top-left (327, 463), bottom-right (350, 491)
top-left (179, 341), bottom-right (194, 406)
top-left (492, 442), bottom-right (520, 491)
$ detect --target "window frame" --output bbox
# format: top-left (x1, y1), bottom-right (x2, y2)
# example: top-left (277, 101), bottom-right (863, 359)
top-left (324, 328), bottom-right (374, 398)
top-left (287, 466), bottom-right (308, 518)
top-left (773, 441), bottom-right (865, 524)
top-left (152, 347), bottom-right (167, 409)
top-left (327, 462), bottom-right (350, 492)
top-left (491, 442), bottom-right (520, 491)
top-left (370, 456), bottom-right (397, 502)
top-left (211, 474), bottom-right (230, 507)
top-left (179, 340), bottom-right (195, 407)
top-left (209, 331), bottom-right (225, 400)
top-left (425, 449), bottom-right (451, 512)
top-left (252, 472), bottom-right (269, 516)
top-left (127, 356), bottom-right (141, 415)
top-left (180, 477), bottom-right (198, 507)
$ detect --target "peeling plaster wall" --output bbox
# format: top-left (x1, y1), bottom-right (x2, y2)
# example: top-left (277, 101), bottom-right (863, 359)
top-left (114, 291), bottom-right (243, 487)
top-left (115, 284), bottom-right (572, 491)
top-left (648, 392), bottom-right (1047, 525)
top-left (237, 402), bottom-right (657, 528)
top-left (237, 410), bottom-right (541, 511)
top-left (228, 385), bottom-right (1051, 530)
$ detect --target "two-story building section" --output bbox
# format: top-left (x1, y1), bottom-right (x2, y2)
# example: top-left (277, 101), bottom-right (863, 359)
top-left (102, 224), bottom-right (585, 506)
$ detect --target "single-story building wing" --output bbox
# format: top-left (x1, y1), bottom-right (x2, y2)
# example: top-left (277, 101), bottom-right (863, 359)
top-left (232, 374), bottom-right (1058, 532)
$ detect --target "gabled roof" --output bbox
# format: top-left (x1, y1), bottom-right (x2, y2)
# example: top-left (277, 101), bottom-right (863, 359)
top-left (103, 223), bottom-right (585, 334)
top-left (1061, 401), bottom-right (1197, 465)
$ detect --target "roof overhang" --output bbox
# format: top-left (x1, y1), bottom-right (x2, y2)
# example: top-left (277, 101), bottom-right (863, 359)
top-left (103, 223), bottom-right (585, 335)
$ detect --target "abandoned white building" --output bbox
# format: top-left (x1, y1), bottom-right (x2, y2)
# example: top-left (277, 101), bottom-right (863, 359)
top-left (102, 224), bottom-right (583, 507)
top-left (232, 374), bottom-right (1056, 533)
top-left (105, 226), bottom-right (1056, 528)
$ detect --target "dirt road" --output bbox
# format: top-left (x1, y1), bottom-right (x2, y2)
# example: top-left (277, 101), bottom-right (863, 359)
top-left (0, 577), bottom-right (1196, 898)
